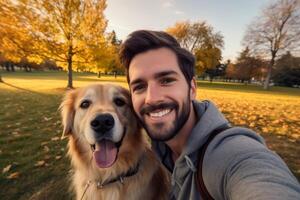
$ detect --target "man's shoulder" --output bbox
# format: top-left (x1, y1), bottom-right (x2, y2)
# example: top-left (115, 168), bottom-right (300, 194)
top-left (203, 126), bottom-right (267, 166)
top-left (201, 127), bottom-right (300, 199)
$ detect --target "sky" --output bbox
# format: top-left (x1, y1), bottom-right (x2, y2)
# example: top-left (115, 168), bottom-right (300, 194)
top-left (104, 0), bottom-right (272, 62)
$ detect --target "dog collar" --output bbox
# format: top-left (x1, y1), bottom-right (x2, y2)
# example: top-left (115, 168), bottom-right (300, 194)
top-left (96, 162), bottom-right (140, 189)
top-left (80, 160), bottom-right (141, 200)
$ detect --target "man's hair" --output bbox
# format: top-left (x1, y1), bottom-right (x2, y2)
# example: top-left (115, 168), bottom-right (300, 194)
top-left (119, 30), bottom-right (195, 86)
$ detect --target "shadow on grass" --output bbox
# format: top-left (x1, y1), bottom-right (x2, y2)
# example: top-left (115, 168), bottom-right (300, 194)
top-left (1, 81), bottom-right (42, 95)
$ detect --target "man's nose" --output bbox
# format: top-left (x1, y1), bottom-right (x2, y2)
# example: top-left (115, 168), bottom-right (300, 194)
top-left (145, 84), bottom-right (163, 104)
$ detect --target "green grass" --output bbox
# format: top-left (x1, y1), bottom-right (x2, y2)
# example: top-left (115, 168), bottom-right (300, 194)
top-left (0, 70), bottom-right (299, 199)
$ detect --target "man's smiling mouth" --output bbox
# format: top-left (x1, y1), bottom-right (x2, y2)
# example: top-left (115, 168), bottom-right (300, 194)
top-left (148, 109), bottom-right (172, 118)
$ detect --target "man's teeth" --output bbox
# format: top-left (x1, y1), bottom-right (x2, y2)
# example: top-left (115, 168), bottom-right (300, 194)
top-left (149, 109), bottom-right (171, 117)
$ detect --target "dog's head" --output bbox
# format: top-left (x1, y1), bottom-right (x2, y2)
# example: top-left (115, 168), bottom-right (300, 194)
top-left (60, 84), bottom-right (143, 169)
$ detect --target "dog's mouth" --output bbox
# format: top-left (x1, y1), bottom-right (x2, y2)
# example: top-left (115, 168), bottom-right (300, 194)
top-left (90, 128), bottom-right (126, 168)
top-left (91, 139), bottom-right (118, 168)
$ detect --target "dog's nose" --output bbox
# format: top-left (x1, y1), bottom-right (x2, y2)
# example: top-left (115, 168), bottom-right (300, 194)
top-left (91, 114), bottom-right (115, 133)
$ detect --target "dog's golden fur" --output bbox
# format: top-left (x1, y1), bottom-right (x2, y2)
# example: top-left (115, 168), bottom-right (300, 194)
top-left (60, 84), bottom-right (170, 200)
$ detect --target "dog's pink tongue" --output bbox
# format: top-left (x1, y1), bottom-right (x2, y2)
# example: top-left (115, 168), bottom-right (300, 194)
top-left (94, 140), bottom-right (117, 168)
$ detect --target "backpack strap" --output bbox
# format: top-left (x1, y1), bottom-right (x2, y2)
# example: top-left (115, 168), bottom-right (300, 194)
top-left (195, 124), bottom-right (231, 200)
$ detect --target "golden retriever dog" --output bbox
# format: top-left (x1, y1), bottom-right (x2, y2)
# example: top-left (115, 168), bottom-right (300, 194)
top-left (60, 84), bottom-right (170, 200)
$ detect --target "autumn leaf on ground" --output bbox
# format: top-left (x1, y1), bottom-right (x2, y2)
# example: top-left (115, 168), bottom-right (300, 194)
top-left (272, 119), bottom-right (281, 125)
top-left (35, 160), bottom-right (46, 167)
top-left (7, 172), bottom-right (20, 179)
top-left (291, 134), bottom-right (299, 140)
top-left (44, 145), bottom-right (50, 152)
top-left (51, 137), bottom-right (60, 141)
top-left (249, 122), bottom-right (255, 128)
top-left (12, 131), bottom-right (19, 135)
top-left (262, 127), bottom-right (269, 133)
top-left (41, 141), bottom-right (49, 146)
top-left (55, 155), bottom-right (62, 160)
top-left (2, 164), bottom-right (12, 174)
top-left (44, 117), bottom-right (52, 121)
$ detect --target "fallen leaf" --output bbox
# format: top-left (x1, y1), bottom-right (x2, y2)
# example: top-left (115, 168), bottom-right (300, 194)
top-left (44, 117), bottom-right (52, 121)
top-left (288, 139), bottom-right (296, 143)
top-left (55, 155), bottom-right (62, 160)
top-left (249, 122), bottom-right (255, 128)
top-left (262, 127), bottom-right (269, 133)
top-left (44, 146), bottom-right (50, 152)
top-left (35, 160), bottom-right (45, 167)
top-left (291, 134), bottom-right (299, 139)
top-left (2, 165), bottom-right (12, 174)
top-left (7, 172), bottom-right (20, 179)
top-left (41, 142), bottom-right (49, 146)
top-left (51, 137), bottom-right (60, 141)
top-left (12, 131), bottom-right (19, 135)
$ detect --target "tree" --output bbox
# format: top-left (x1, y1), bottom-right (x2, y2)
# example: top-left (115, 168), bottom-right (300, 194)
top-left (0, 53), bottom-right (4, 82)
top-left (224, 60), bottom-right (238, 81)
top-left (273, 51), bottom-right (300, 86)
top-left (205, 63), bottom-right (227, 82)
top-left (0, 0), bottom-right (108, 88)
top-left (234, 47), bottom-right (266, 83)
top-left (195, 46), bottom-right (222, 74)
top-left (167, 21), bottom-right (224, 74)
top-left (243, 0), bottom-right (300, 89)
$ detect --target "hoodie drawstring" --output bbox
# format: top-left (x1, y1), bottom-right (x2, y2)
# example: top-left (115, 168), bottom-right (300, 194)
top-left (184, 155), bottom-right (197, 172)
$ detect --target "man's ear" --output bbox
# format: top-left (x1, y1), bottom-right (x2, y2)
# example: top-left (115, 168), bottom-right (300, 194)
top-left (190, 77), bottom-right (197, 100)
top-left (59, 89), bottom-right (76, 139)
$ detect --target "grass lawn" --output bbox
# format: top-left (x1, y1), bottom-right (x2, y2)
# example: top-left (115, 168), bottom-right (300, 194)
top-left (0, 71), bottom-right (299, 199)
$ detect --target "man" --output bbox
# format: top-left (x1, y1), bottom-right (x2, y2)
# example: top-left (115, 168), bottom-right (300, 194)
top-left (119, 30), bottom-right (300, 199)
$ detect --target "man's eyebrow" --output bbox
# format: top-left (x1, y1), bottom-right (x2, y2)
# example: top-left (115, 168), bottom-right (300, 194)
top-left (154, 70), bottom-right (178, 79)
top-left (130, 78), bottom-right (143, 86)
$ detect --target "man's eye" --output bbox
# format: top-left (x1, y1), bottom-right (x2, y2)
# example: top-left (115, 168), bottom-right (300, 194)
top-left (132, 84), bottom-right (146, 93)
top-left (161, 78), bottom-right (175, 85)
top-left (80, 100), bottom-right (91, 109)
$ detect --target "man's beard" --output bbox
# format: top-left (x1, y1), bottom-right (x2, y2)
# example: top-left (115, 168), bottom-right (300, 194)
top-left (138, 95), bottom-right (191, 142)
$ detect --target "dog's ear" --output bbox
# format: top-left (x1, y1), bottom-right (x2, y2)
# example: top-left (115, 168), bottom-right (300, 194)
top-left (59, 89), bottom-right (77, 139)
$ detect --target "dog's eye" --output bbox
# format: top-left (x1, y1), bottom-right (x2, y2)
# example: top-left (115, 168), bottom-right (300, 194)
top-left (80, 100), bottom-right (91, 109)
top-left (114, 98), bottom-right (126, 107)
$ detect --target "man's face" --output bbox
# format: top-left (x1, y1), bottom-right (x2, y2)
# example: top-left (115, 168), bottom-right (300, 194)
top-left (128, 47), bottom-right (196, 141)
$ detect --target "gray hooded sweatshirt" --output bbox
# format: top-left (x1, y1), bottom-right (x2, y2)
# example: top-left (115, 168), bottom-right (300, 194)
top-left (152, 100), bottom-right (300, 200)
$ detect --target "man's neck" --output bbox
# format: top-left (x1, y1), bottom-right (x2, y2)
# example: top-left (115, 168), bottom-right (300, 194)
top-left (166, 102), bottom-right (196, 162)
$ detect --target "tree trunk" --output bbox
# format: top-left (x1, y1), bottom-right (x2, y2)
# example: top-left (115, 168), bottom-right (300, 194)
top-left (0, 74), bottom-right (3, 82)
top-left (11, 63), bottom-right (15, 72)
top-left (5, 63), bottom-right (10, 71)
top-left (263, 54), bottom-right (275, 90)
top-left (67, 45), bottom-right (73, 89)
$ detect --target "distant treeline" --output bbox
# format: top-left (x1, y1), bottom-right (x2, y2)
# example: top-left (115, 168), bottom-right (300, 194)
top-left (0, 58), bottom-right (63, 72)
top-left (1, 51), bottom-right (300, 88)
